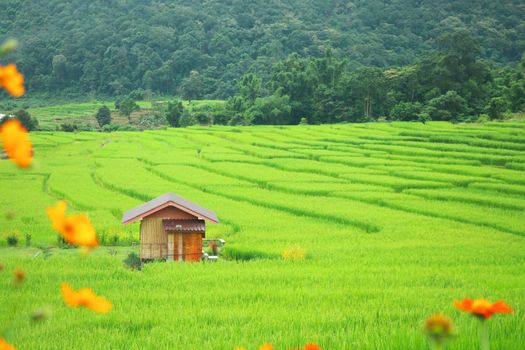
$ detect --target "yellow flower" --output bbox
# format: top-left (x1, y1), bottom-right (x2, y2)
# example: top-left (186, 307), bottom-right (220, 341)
top-left (282, 245), bottom-right (306, 261)
top-left (0, 338), bottom-right (16, 350)
top-left (61, 283), bottom-right (112, 314)
top-left (0, 64), bottom-right (25, 97)
top-left (424, 314), bottom-right (454, 344)
top-left (47, 201), bottom-right (98, 248)
top-left (259, 344), bottom-right (273, 350)
top-left (0, 119), bottom-right (32, 168)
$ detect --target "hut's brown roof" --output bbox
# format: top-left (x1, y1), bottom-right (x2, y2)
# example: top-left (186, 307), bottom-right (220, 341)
top-left (163, 219), bottom-right (205, 232)
top-left (121, 192), bottom-right (219, 224)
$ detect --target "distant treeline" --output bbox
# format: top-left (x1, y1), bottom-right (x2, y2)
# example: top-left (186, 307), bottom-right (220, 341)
top-left (211, 30), bottom-right (525, 125)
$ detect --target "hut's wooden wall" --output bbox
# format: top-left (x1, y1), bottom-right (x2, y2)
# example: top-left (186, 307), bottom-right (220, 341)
top-left (140, 217), bottom-right (168, 260)
top-left (167, 233), bottom-right (174, 261)
top-left (147, 206), bottom-right (196, 220)
top-left (139, 206), bottom-right (204, 261)
top-left (140, 218), bottom-right (203, 261)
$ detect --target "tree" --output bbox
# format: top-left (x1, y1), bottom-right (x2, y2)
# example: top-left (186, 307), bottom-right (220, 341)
top-left (425, 91), bottom-right (469, 120)
top-left (119, 98), bottom-right (140, 124)
top-left (506, 55), bottom-right (525, 112)
top-left (310, 49), bottom-right (349, 123)
top-left (238, 73), bottom-right (261, 104)
top-left (194, 112), bottom-right (212, 125)
top-left (485, 97), bottom-right (508, 120)
top-left (95, 105), bottom-right (112, 128)
top-left (226, 95), bottom-right (249, 116)
top-left (179, 109), bottom-right (195, 127)
top-left (270, 54), bottom-right (315, 123)
top-left (14, 109), bottom-right (38, 131)
top-left (311, 49), bottom-right (346, 88)
top-left (351, 67), bottom-right (387, 119)
top-left (389, 102), bottom-right (423, 121)
top-left (508, 81), bottom-right (525, 112)
top-left (51, 54), bottom-right (69, 86)
top-left (114, 97), bottom-right (122, 110)
top-left (165, 99), bottom-right (184, 127)
top-left (434, 29), bottom-right (491, 113)
top-left (247, 93), bottom-right (292, 125)
top-left (179, 70), bottom-right (204, 101)
top-left (437, 29), bottom-right (480, 67)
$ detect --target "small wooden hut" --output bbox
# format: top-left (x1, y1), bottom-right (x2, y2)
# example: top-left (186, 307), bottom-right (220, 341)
top-left (121, 193), bottom-right (219, 262)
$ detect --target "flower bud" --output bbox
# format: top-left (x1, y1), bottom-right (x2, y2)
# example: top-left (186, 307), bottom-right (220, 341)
top-left (424, 314), bottom-right (454, 344)
top-left (13, 268), bottom-right (25, 285)
top-left (0, 39), bottom-right (18, 55)
top-left (31, 306), bottom-right (52, 322)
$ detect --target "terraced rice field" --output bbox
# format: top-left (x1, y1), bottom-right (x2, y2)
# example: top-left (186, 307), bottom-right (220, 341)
top-left (1, 121), bottom-right (524, 349)
top-left (27, 100), bottom-right (225, 129)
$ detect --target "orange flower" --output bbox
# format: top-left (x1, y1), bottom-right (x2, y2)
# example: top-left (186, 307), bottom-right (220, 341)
top-left (454, 298), bottom-right (512, 319)
top-left (61, 283), bottom-right (112, 314)
top-left (13, 268), bottom-right (25, 285)
top-left (0, 338), bottom-right (16, 350)
top-left (0, 64), bottom-right (25, 97)
top-left (47, 201), bottom-right (98, 247)
top-left (289, 343), bottom-right (322, 350)
top-left (0, 119), bottom-right (32, 168)
top-left (259, 344), bottom-right (273, 350)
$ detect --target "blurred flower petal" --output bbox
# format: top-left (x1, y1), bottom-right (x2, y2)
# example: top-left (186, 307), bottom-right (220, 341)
top-left (0, 338), bottom-right (16, 350)
top-left (1, 119), bottom-right (32, 168)
top-left (454, 298), bottom-right (512, 319)
top-left (0, 63), bottom-right (25, 97)
top-left (61, 283), bottom-right (112, 314)
top-left (47, 201), bottom-right (98, 248)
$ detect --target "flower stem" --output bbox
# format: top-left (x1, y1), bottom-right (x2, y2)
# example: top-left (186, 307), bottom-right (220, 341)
top-left (431, 341), bottom-right (443, 350)
top-left (479, 320), bottom-right (490, 350)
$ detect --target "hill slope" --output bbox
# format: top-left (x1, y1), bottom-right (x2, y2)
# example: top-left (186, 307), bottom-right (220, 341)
top-left (0, 0), bottom-right (523, 97)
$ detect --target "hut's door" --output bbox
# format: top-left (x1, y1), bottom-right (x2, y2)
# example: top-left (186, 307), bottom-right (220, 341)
top-left (173, 233), bottom-right (183, 261)
top-left (172, 233), bottom-right (202, 262)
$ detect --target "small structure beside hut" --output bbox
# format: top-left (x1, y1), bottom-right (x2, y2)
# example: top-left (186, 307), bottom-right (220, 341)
top-left (121, 192), bottom-right (219, 262)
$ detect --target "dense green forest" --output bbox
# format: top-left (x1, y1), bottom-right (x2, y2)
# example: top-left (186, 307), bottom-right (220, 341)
top-left (1, 0), bottom-right (524, 97)
top-left (0, 0), bottom-right (524, 125)
top-left (223, 36), bottom-right (525, 125)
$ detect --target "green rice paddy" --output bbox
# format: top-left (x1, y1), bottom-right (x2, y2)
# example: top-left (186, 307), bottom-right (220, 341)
top-left (1, 121), bottom-right (524, 349)
top-left (27, 100), bottom-right (225, 129)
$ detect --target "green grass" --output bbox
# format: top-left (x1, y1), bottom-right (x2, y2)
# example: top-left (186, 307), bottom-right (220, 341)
top-left (26, 100), bottom-right (225, 129)
top-left (1, 121), bottom-right (525, 349)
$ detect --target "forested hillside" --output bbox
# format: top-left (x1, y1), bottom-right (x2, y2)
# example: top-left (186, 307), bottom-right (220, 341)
top-left (0, 0), bottom-right (524, 98)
